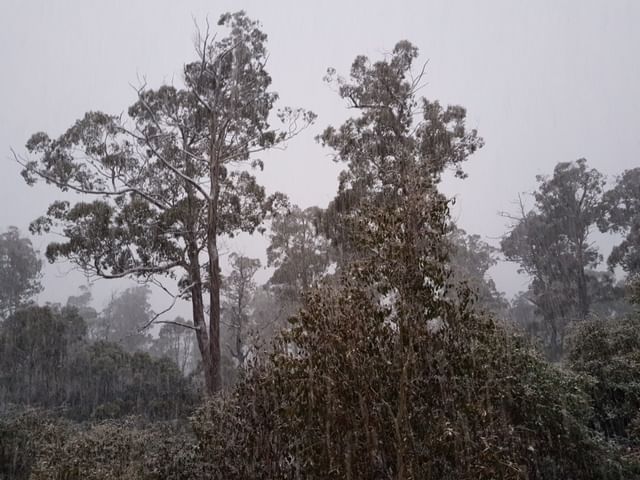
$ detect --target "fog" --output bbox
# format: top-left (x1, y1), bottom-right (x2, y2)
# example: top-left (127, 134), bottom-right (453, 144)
top-left (1, 1), bottom-right (638, 309)
top-left (1, 2), bottom-right (639, 477)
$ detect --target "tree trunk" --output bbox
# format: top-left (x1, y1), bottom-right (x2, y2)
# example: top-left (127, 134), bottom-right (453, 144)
top-left (206, 118), bottom-right (222, 393)
top-left (188, 246), bottom-right (217, 396)
top-left (207, 233), bottom-right (222, 393)
top-left (546, 314), bottom-right (561, 362)
top-left (193, 277), bottom-right (216, 395)
top-left (576, 238), bottom-right (590, 320)
top-left (184, 148), bottom-right (218, 396)
top-left (577, 266), bottom-right (589, 320)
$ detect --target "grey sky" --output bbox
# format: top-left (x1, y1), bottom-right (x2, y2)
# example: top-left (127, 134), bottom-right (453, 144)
top-left (1, 0), bottom-right (639, 310)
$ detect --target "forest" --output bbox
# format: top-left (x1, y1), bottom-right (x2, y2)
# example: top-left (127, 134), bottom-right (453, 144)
top-left (1, 9), bottom-right (640, 480)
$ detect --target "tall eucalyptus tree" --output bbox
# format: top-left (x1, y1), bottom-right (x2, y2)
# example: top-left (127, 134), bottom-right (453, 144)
top-left (18, 12), bottom-right (314, 394)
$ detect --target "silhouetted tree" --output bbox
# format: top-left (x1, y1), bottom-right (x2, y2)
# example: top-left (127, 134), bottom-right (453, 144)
top-left (448, 227), bottom-right (507, 315)
top-left (94, 285), bottom-right (152, 352)
top-left (502, 159), bottom-right (605, 359)
top-left (318, 41), bottom-right (482, 265)
top-left (0, 305), bottom-right (85, 406)
top-left (221, 253), bottom-right (260, 371)
top-left (150, 319), bottom-right (196, 375)
top-left (0, 227), bottom-right (42, 319)
top-left (600, 167), bottom-right (640, 298)
top-left (266, 204), bottom-right (331, 323)
top-left (65, 285), bottom-right (98, 335)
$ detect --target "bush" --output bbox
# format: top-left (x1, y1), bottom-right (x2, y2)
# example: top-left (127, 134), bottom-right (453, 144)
top-left (569, 314), bottom-right (640, 442)
top-left (193, 276), bottom-right (637, 479)
top-left (0, 408), bottom-right (68, 480)
top-left (17, 416), bottom-right (201, 480)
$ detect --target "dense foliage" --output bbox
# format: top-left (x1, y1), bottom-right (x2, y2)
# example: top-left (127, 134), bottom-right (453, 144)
top-left (0, 227), bottom-right (42, 319)
top-left (0, 411), bottom-right (200, 480)
top-left (569, 311), bottom-right (640, 443)
top-left (186, 43), bottom-right (639, 478)
top-left (0, 306), bottom-right (196, 422)
top-left (194, 288), bottom-right (632, 479)
top-left (600, 168), bottom-right (640, 275)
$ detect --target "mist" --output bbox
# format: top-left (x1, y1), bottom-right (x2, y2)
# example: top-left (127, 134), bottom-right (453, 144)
top-left (1, 2), bottom-right (639, 478)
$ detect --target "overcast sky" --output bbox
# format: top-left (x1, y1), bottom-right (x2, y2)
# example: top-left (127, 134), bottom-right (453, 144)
top-left (1, 0), bottom-right (639, 310)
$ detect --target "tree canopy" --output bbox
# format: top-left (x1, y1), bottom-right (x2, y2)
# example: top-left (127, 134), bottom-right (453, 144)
top-left (600, 167), bottom-right (640, 276)
top-left (501, 159), bottom-right (606, 359)
top-left (0, 227), bottom-right (42, 319)
top-left (18, 11), bottom-right (314, 394)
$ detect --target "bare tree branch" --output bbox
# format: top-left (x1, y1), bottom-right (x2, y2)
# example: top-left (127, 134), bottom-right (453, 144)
top-left (156, 319), bottom-right (200, 331)
top-left (139, 281), bottom-right (198, 332)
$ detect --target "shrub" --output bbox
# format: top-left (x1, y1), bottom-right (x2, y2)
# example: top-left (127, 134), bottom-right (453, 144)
top-left (193, 277), bottom-right (637, 479)
top-left (29, 418), bottom-right (202, 480)
top-left (569, 314), bottom-right (640, 442)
